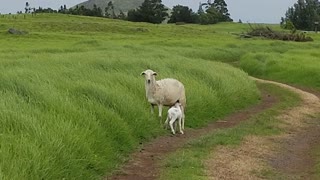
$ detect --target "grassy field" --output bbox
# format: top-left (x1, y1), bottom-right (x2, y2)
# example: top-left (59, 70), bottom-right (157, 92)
top-left (0, 14), bottom-right (261, 179)
top-left (1, 13), bottom-right (319, 179)
top-left (159, 83), bottom-right (301, 180)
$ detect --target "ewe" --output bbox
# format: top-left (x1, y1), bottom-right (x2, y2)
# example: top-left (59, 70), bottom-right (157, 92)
top-left (141, 69), bottom-right (186, 128)
top-left (165, 100), bottom-right (184, 135)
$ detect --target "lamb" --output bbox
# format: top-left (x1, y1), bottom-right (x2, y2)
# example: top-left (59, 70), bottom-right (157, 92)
top-left (141, 69), bottom-right (186, 128)
top-left (164, 100), bottom-right (184, 135)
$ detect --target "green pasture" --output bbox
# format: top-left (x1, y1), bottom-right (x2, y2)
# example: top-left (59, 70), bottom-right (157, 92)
top-left (0, 14), bottom-right (260, 179)
top-left (0, 13), bottom-right (319, 179)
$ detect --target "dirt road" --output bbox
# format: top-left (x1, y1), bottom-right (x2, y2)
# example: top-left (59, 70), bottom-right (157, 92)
top-left (205, 78), bottom-right (320, 179)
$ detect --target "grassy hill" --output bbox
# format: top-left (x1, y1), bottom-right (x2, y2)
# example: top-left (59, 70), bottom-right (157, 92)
top-left (0, 13), bottom-right (261, 179)
top-left (0, 13), bottom-right (320, 179)
top-left (74, 0), bottom-right (144, 14)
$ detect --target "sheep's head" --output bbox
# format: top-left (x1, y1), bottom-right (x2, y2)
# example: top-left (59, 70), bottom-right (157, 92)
top-left (141, 69), bottom-right (157, 84)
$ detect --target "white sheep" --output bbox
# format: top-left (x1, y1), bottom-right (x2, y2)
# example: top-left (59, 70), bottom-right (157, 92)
top-left (141, 69), bottom-right (186, 128)
top-left (164, 100), bottom-right (184, 135)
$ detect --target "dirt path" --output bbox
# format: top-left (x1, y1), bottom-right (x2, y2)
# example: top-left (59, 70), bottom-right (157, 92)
top-left (205, 78), bottom-right (320, 179)
top-left (107, 84), bottom-right (278, 180)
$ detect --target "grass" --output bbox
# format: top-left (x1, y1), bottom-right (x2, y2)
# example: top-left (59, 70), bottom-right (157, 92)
top-left (159, 82), bottom-right (301, 180)
top-left (0, 14), bottom-right (261, 179)
top-left (239, 48), bottom-right (320, 91)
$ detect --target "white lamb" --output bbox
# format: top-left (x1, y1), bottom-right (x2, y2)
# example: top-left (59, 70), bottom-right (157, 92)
top-left (165, 101), bottom-right (184, 135)
top-left (141, 69), bottom-right (186, 128)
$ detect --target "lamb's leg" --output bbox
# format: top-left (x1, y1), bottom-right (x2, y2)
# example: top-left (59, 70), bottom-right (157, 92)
top-left (158, 104), bottom-right (163, 125)
top-left (178, 117), bottom-right (184, 134)
top-left (181, 106), bottom-right (185, 130)
top-left (182, 114), bottom-right (185, 131)
top-left (164, 116), bottom-right (169, 129)
top-left (169, 119), bottom-right (175, 135)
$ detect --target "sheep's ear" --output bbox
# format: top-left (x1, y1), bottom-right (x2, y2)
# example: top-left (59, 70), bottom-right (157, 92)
top-left (141, 72), bottom-right (146, 76)
top-left (153, 72), bottom-right (157, 76)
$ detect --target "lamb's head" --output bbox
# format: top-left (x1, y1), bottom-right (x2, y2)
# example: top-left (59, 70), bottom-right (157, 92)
top-left (174, 100), bottom-right (182, 108)
top-left (141, 69), bottom-right (157, 84)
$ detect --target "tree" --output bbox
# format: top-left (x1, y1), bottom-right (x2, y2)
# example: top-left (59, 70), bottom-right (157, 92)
top-left (105, 1), bottom-right (115, 18)
top-left (280, 17), bottom-right (296, 30)
top-left (282, 0), bottom-right (320, 30)
top-left (117, 10), bottom-right (127, 20)
top-left (25, 2), bottom-right (30, 13)
top-left (93, 4), bottom-right (103, 17)
top-left (196, 0), bottom-right (232, 25)
top-left (127, 9), bottom-right (142, 22)
top-left (168, 5), bottom-right (198, 23)
top-left (212, 0), bottom-right (232, 22)
top-left (127, 0), bottom-right (168, 24)
top-left (198, 6), bottom-right (219, 24)
top-left (35, 7), bottom-right (57, 13)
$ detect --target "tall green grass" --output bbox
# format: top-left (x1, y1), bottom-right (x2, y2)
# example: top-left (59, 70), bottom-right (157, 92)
top-left (239, 47), bottom-right (320, 91)
top-left (0, 14), bottom-right (260, 179)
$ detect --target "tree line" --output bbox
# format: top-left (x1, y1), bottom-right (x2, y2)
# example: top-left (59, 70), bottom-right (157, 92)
top-left (23, 0), bottom-right (320, 30)
top-left (281, 0), bottom-right (320, 31)
top-left (24, 0), bottom-right (233, 25)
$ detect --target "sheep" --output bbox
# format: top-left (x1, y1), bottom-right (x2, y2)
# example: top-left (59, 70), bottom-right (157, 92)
top-left (141, 69), bottom-right (186, 128)
top-left (164, 100), bottom-right (184, 135)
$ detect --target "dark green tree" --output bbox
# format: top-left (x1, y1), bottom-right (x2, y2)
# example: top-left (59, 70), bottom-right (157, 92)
top-left (25, 2), bottom-right (30, 13)
top-left (93, 4), bottom-right (103, 17)
top-left (168, 5), bottom-right (198, 23)
top-left (105, 1), bottom-right (115, 18)
top-left (127, 0), bottom-right (168, 24)
top-left (212, 0), bottom-right (233, 22)
top-left (282, 0), bottom-right (320, 30)
top-left (58, 5), bottom-right (68, 14)
top-left (198, 6), bottom-right (219, 24)
top-left (35, 7), bottom-right (57, 13)
top-left (117, 10), bottom-right (127, 20)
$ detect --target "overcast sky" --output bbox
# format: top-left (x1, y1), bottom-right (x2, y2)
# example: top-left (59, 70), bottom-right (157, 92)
top-left (0, 0), bottom-right (297, 23)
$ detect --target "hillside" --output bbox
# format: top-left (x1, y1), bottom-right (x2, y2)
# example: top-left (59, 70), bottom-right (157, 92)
top-left (74, 0), bottom-right (144, 14)
top-left (0, 13), bottom-right (319, 180)
top-left (0, 13), bottom-right (261, 179)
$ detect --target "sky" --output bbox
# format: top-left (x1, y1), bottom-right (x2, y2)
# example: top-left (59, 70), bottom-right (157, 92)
top-left (0, 0), bottom-right (297, 23)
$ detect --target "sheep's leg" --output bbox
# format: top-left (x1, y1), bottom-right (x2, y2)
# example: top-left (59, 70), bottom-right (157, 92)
top-left (150, 104), bottom-right (155, 114)
top-left (169, 119), bottom-right (175, 135)
top-left (158, 104), bottom-right (163, 125)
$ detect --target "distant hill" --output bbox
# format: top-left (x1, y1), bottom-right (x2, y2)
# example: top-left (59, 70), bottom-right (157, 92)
top-left (74, 0), bottom-right (144, 15)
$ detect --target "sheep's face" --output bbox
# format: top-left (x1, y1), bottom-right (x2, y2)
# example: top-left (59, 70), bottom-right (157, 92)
top-left (141, 69), bottom-right (157, 84)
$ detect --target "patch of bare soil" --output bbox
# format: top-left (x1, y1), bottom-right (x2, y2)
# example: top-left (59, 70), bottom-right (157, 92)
top-left (205, 78), bottom-right (320, 180)
top-left (107, 86), bottom-right (278, 180)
